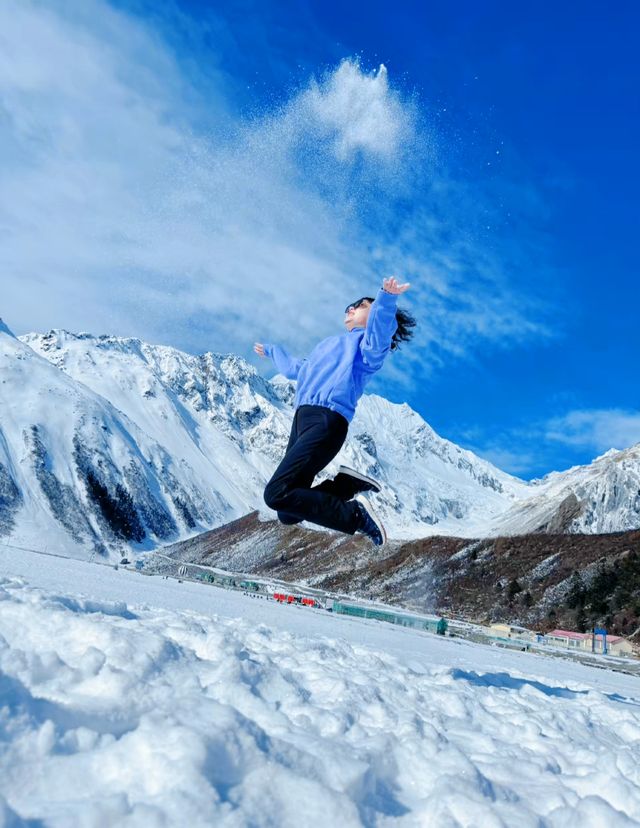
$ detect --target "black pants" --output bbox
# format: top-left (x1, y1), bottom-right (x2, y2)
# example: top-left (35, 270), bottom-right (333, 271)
top-left (263, 405), bottom-right (362, 534)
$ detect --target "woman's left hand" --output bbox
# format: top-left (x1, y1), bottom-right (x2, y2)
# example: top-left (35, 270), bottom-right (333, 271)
top-left (383, 276), bottom-right (410, 295)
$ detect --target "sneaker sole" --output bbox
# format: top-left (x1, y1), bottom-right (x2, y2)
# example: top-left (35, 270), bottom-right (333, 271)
top-left (338, 465), bottom-right (381, 493)
top-left (355, 494), bottom-right (387, 546)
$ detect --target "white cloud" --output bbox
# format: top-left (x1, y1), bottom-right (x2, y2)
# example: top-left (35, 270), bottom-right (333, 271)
top-left (0, 0), bottom-right (551, 386)
top-left (546, 409), bottom-right (640, 453)
top-left (455, 408), bottom-right (640, 480)
top-left (474, 447), bottom-right (539, 477)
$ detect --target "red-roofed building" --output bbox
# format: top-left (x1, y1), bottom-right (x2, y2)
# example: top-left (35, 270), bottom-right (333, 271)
top-left (546, 629), bottom-right (634, 656)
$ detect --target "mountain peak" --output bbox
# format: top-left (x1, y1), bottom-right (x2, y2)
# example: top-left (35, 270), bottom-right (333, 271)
top-left (594, 447), bottom-right (622, 462)
top-left (593, 444), bottom-right (640, 464)
top-left (5, 327), bottom-right (638, 558)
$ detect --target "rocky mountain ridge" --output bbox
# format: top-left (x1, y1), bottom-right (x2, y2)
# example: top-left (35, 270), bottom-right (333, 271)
top-left (0, 319), bottom-right (638, 559)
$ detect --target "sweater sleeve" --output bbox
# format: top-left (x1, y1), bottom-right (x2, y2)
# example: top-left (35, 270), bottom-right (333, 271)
top-left (360, 289), bottom-right (398, 370)
top-left (262, 343), bottom-right (303, 380)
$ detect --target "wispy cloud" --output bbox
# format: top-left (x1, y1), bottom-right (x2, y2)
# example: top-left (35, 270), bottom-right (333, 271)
top-left (452, 422), bottom-right (544, 479)
top-left (1, 0), bottom-right (552, 389)
top-left (466, 444), bottom-right (540, 478)
top-left (454, 407), bottom-right (640, 480)
top-left (545, 408), bottom-right (640, 453)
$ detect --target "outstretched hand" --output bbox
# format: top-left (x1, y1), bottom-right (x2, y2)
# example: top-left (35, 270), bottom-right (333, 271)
top-left (253, 342), bottom-right (266, 358)
top-left (383, 276), bottom-right (410, 295)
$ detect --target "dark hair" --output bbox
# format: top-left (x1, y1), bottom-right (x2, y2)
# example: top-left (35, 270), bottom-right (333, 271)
top-left (391, 307), bottom-right (417, 351)
top-left (358, 297), bottom-right (416, 352)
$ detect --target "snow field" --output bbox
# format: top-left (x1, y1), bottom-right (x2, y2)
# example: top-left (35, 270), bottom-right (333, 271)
top-left (1, 563), bottom-right (640, 826)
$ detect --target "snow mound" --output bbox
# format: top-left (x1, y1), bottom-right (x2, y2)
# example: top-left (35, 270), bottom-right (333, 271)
top-left (1, 565), bottom-right (639, 825)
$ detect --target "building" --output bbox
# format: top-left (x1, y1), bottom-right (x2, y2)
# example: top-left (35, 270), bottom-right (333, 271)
top-left (546, 629), bottom-right (635, 657)
top-left (489, 623), bottom-right (537, 644)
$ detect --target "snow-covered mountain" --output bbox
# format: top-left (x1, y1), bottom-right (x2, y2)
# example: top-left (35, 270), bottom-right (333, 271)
top-left (1, 319), bottom-right (639, 559)
top-left (12, 325), bottom-right (528, 548)
top-left (0, 322), bottom-right (250, 558)
top-left (489, 444), bottom-right (640, 536)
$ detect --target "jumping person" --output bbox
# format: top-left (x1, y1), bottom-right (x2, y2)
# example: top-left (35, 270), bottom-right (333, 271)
top-left (254, 276), bottom-right (415, 546)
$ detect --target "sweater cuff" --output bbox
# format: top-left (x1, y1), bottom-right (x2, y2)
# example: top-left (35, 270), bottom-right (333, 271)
top-left (377, 287), bottom-right (399, 307)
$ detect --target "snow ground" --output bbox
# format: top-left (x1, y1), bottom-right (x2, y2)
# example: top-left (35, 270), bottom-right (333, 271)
top-left (1, 547), bottom-right (640, 827)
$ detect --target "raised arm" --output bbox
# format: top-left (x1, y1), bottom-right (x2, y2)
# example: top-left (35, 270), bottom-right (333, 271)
top-left (360, 277), bottom-right (410, 370)
top-left (254, 342), bottom-right (303, 380)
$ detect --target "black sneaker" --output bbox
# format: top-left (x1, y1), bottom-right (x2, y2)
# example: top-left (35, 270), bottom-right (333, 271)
top-left (335, 465), bottom-right (381, 498)
top-left (355, 495), bottom-right (387, 546)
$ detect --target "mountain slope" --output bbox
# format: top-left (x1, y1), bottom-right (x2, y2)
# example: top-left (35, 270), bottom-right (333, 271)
top-left (21, 329), bottom-right (528, 539)
top-left (1, 324), bottom-right (638, 560)
top-left (489, 445), bottom-right (640, 535)
top-left (0, 327), bottom-right (253, 558)
top-left (152, 511), bottom-right (640, 637)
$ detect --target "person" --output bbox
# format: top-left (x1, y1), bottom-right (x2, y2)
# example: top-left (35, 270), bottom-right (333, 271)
top-left (254, 276), bottom-right (415, 546)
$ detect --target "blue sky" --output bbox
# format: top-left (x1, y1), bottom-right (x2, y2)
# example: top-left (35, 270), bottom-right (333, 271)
top-left (1, 0), bottom-right (638, 479)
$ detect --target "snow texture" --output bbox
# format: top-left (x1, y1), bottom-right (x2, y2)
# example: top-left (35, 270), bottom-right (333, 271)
top-left (1, 546), bottom-right (639, 826)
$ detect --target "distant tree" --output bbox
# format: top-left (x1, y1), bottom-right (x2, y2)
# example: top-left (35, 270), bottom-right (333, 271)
top-left (576, 606), bottom-right (588, 633)
top-left (86, 471), bottom-right (145, 543)
top-left (173, 496), bottom-right (196, 529)
top-left (113, 483), bottom-right (145, 543)
top-left (507, 578), bottom-right (523, 600)
top-left (589, 560), bottom-right (616, 614)
top-left (523, 591), bottom-right (533, 608)
top-left (612, 586), bottom-right (631, 611)
top-left (567, 571), bottom-right (586, 609)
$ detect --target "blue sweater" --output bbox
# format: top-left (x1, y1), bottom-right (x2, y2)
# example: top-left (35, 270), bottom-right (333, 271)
top-left (263, 288), bottom-right (398, 422)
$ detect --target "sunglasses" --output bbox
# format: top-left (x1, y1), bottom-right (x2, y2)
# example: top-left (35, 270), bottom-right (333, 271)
top-left (344, 297), bottom-right (374, 314)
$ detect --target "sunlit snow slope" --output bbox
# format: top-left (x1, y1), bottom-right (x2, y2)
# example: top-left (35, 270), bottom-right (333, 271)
top-left (1, 547), bottom-right (639, 826)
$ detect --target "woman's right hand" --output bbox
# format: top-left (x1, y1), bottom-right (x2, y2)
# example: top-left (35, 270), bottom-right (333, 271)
top-left (253, 342), bottom-right (266, 357)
